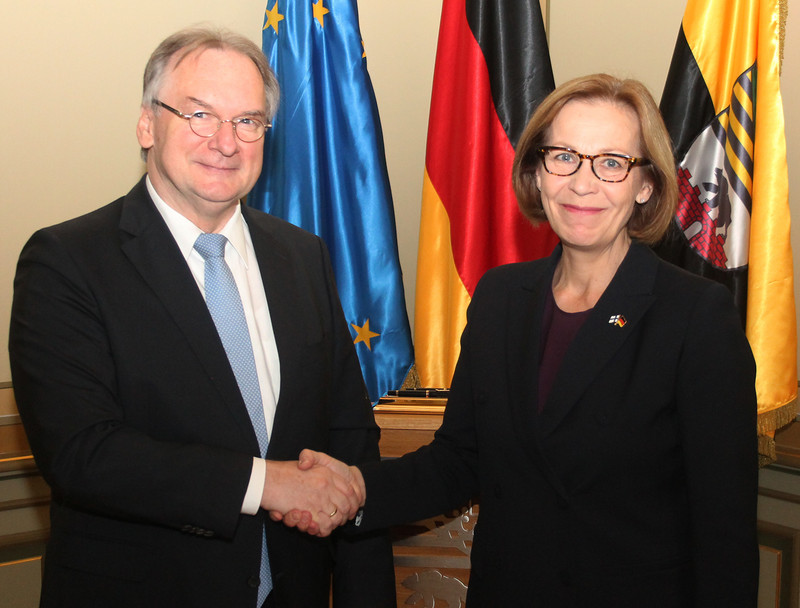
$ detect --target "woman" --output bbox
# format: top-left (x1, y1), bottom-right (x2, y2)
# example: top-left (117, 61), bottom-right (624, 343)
top-left (296, 74), bottom-right (759, 606)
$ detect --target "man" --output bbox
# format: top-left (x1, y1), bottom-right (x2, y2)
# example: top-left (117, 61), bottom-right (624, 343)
top-left (9, 27), bottom-right (395, 608)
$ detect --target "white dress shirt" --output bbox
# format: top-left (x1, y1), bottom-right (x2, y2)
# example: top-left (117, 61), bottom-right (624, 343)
top-left (147, 177), bottom-right (279, 515)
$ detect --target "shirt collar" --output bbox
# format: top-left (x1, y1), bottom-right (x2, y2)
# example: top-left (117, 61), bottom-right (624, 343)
top-left (146, 175), bottom-right (251, 268)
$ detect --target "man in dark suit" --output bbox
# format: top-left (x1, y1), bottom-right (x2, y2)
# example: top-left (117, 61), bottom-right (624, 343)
top-left (9, 27), bottom-right (395, 608)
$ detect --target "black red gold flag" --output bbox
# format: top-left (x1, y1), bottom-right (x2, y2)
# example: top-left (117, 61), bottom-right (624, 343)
top-left (414, 0), bottom-right (558, 387)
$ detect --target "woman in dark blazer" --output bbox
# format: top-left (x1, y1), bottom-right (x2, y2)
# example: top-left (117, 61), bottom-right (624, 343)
top-left (296, 74), bottom-right (759, 606)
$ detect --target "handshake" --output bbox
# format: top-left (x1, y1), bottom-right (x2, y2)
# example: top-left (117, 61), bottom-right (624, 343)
top-left (260, 449), bottom-right (363, 537)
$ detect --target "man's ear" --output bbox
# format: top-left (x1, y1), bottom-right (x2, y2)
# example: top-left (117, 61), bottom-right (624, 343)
top-left (136, 105), bottom-right (155, 151)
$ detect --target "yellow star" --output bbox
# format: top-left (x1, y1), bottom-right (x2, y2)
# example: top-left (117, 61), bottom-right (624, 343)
top-left (361, 40), bottom-right (366, 59)
top-left (263, 1), bottom-right (284, 34)
top-left (352, 319), bottom-right (380, 350)
top-left (313, 0), bottom-right (330, 28)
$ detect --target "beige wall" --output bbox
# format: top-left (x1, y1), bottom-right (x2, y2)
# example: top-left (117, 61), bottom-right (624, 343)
top-left (0, 1), bottom-right (267, 382)
top-left (1, 1), bottom-right (798, 384)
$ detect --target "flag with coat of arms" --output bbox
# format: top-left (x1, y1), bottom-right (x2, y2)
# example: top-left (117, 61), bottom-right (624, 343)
top-left (656, 0), bottom-right (796, 462)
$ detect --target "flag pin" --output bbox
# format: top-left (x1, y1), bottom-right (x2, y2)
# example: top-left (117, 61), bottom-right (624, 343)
top-left (608, 314), bottom-right (627, 328)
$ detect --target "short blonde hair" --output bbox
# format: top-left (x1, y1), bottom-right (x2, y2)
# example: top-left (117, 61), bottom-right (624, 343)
top-left (512, 74), bottom-right (678, 245)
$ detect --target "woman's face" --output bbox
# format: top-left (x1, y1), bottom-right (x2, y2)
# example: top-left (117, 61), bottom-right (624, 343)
top-left (535, 99), bottom-right (654, 257)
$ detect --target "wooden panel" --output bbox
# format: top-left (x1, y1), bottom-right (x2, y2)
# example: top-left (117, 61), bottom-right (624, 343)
top-left (391, 505), bottom-right (475, 607)
top-left (0, 413), bottom-right (47, 608)
top-left (0, 557), bottom-right (42, 608)
top-left (0, 399), bottom-right (46, 608)
top-left (758, 545), bottom-right (781, 608)
top-left (374, 398), bottom-right (445, 458)
top-left (0, 385), bottom-right (17, 415)
top-left (0, 422), bottom-right (36, 475)
top-left (0, 426), bottom-right (31, 459)
top-left (757, 519), bottom-right (800, 608)
top-left (374, 399), bottom-right (478, 606)
top-left (775, 421), bottom-right (800, 469)
top-left (0, 385), bottom-right (32, 462)
top-left (758, 465), bottom-right (800, 608)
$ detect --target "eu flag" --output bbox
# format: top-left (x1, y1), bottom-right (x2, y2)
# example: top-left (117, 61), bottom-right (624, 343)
top-left (250, 0), bottom-right (414, 404)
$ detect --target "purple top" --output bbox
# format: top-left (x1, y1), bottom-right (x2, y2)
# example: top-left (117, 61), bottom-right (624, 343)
top-left (538, 287), bottom-right (592, 412)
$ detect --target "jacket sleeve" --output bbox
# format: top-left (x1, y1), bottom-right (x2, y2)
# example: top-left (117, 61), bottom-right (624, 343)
top-left (9, 228), bottom-right (253, 539)
top-left (356, 277), bottom-right (486, 531)
top-left (312, 238), bottom-right (397, 608)
top-left (676, 281), bottom-right (759, 606)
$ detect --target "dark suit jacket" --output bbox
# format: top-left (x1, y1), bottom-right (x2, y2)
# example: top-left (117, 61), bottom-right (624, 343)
top-left (359, 241), bottom-right (758, 607)
top-left (9, 177), bottom-right (395, 608)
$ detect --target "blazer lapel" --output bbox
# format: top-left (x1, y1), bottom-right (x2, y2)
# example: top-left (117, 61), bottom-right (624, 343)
top-left (537, 242), bottom-right (659, 437)
top-left (507, 252), bottom-right (555, 438)
top-left (117, 179), bottom-right (259, 452)
top-left (504, 249), bottom-right (572, 500)
top-left (241, 207), bottom-right (317, 457)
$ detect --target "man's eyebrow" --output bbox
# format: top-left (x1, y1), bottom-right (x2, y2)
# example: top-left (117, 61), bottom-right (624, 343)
top-left (238, 109), bottom-right (268, 119)
top-left (186, 96), bottom-right (213, 109)
top-left (187, 96), bottom-right (266, 119)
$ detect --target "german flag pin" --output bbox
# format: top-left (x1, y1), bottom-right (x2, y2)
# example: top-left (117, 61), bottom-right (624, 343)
top-left (608, 314), bottom-right (627, 328)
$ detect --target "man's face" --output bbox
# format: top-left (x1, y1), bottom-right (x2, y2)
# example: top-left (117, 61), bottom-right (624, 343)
top-left (137, 47), bottom-right (267, 229)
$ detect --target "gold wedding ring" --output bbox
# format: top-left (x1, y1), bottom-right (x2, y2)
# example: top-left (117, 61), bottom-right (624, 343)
top-left (329, 507), bottom-right (338, 517)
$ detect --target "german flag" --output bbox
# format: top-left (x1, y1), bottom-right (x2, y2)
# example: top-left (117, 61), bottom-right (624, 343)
top-left (657, 0), bottom-right (796, 461)
top-left (414, 0), bottom-right (558, 387)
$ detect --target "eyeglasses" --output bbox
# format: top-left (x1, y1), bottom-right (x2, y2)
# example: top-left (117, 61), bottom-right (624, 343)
top-left (155, 100), bottom-right (271, 143)
top-left (538, 146), bottom-right (650, 183)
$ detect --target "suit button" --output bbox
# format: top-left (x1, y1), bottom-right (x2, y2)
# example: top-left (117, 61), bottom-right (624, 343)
top-left (493, 484), bottom-right (503, 499)
top-left (557, 496), bottom-right (568, 510)
top-left (559, 570), bottom-right (572, 587)
top-left (247, 576), bottom-right (260, 588)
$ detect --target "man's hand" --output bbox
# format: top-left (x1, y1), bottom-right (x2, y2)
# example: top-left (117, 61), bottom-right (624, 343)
top-left (298, 449), bottom-right (366, 500)
top-left (261, 456), bottom-right (363, 537)
top-left (268, 450), bottom-right (366, 536)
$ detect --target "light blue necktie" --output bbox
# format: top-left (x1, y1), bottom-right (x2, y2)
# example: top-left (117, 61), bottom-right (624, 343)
top-left (194, 233), bottom-right (272, 606)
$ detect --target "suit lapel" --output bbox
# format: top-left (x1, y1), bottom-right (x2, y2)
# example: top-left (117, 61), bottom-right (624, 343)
top-left (506, 252), bottom-right (554, 439)
top-left (537, 242), bottom-right (659, 437)
top-left (117, 179), bottom-right (259, 452)
top-left (241, 207), bottom-right (312, 457)
top-left (503, 249), bottom-right (572, 500)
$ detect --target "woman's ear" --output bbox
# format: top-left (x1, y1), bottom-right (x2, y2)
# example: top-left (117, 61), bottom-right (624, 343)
top-left (636, 180), bottom-right (653, 204)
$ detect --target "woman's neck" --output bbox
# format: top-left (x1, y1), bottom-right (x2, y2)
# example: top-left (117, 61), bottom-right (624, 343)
top-left (552, 238), bottom-right (631, 312)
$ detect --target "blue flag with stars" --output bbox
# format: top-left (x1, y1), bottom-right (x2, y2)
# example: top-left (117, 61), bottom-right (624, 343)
top-left (251, 0), bottom-right (414, 404)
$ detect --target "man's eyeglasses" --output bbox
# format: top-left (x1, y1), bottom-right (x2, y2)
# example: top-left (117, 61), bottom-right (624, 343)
top-left (155, 100), bottom-right (271, 143)
top-left (538, 146), bottom-right (650, 183)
